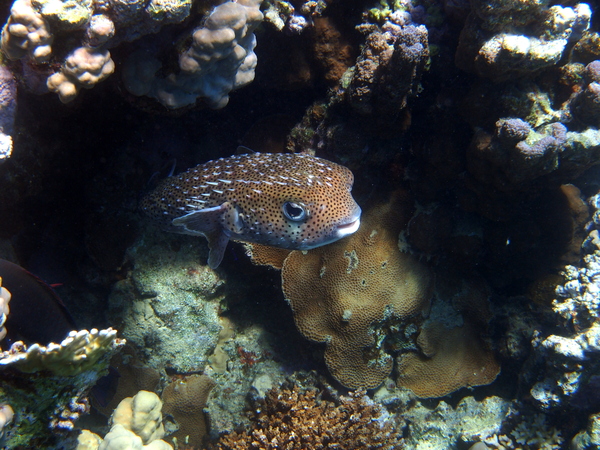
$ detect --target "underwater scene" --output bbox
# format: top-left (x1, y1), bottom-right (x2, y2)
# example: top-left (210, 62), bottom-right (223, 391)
top-left (0, 0), bottom-right (600, 448)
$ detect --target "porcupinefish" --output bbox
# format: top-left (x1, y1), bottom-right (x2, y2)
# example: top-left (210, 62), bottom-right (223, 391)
top-left (141, 152), bottom-right (362, 269)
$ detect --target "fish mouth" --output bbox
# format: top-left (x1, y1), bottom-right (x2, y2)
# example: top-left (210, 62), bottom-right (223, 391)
top-left (336, 218), bottom-right (361, 237)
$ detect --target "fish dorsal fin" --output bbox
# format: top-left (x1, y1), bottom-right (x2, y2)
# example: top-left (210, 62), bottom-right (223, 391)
top-left (236, 145), bottom-right (257, 155)
top-left (172, 204), bottom-right (232, 269)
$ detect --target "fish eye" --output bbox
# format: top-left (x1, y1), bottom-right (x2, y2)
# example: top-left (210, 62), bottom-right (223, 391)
top-left (282, 201), bottom-right (308, 222)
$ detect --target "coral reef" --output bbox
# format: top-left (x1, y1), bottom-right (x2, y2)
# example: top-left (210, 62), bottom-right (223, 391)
top-left (287, 13), bottom-right (430, 160)
top-left (526, 189), bottom-right (600, 412)
top-left (211, 385), bottom-right (404, 450)
top-left (161, 374), bottom-right (215, 448)
top-left (282, 192), bottom-right (432, 390)
top-left (0, 327), bottom-right (123, 375)
top-left (456, 2), bottom-right (591, 81)
top-left (0, 64), bottom-right (16, 161)
top-left (0, 0), bottom-right (265, 106)
top-left (108, 227), bottom-right (223, 373)
top-left (123, 0), bottom-right (263, 109)
top-left (4, 0), bottom-right (600, 447)
top-left (78, 390), bottom-right (173, 450)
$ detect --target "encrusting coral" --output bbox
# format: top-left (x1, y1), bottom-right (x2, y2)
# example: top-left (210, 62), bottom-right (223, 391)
top-left (281, 192), bottom-right (432, 390)
top-left (211, 385), bottom-right (404, 450)
top-left (161, 374), bottom-right (216, 448)
top-left (396, 321), bottom-right (499, 398)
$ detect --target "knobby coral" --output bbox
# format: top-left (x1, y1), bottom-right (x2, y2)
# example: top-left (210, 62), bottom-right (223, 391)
top-left (211, 386), bottom-right (404, 450)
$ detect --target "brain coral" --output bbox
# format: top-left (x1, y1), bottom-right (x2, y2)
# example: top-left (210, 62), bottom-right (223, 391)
top-left (282, 191), bottom-right (432, 389)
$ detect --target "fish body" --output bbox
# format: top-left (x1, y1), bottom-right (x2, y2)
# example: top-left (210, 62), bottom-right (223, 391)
top-left (0, 259), bottom-right (77, 345)
top-left (141, 152), bottom-right (362, 268)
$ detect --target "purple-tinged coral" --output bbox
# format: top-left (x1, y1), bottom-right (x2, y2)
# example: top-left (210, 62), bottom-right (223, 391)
top-left (468, 119), bottom-right (567, 189)
top-left (570, 60), bottom-right (600, 127)
top-left (0, 75), bottom-right (14, 156)
top-left (123, 0), bottom-right (263, 109)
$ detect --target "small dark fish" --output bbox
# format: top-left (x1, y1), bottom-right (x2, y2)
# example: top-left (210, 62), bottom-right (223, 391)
top-left (141, 152), bottom-right (362, 268)
top-left (0, 259), bottom-right (77, 345)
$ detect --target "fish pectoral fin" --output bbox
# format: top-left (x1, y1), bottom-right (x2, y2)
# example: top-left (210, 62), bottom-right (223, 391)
top-left (205, 230), bottom-right (229, 269)
top-left (171, 205), bottom-right (231, 269)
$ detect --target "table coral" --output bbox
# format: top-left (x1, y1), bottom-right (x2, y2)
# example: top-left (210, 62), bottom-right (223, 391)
top-left (0, 313), bottom-right (125, 446)
top-left (282, 192), bottom-right (432, 389)
top-left (0, 327), bottom-right (124, 375)
top-left (210, 386), bottom-right (404, 450)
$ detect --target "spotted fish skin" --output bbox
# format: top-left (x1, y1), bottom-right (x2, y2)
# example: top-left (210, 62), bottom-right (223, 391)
top-left (141, 152), bottom-right (362, 269)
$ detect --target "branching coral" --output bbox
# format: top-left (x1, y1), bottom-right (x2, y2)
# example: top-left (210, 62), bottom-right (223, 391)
top-left (211, 386), bottom-right (404, 449)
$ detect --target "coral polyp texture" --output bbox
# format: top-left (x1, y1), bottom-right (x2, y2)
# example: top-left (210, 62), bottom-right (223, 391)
top-left (0, 0), bottom-right (263, 106)
top-left (211, 386), bottom-right (404, 450)
top-left (0, 327), bottom-right (124, 375)
top-left (456, 2), bottom-right (591, 81)
top-left (161, 374), bottom-right (216, 448)
top-left (78, 390), bottom-right (174, 450)
top-left (281, 192), bottom-right (433, 390)
top-left (0, 284), bottom-right (125, 448)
